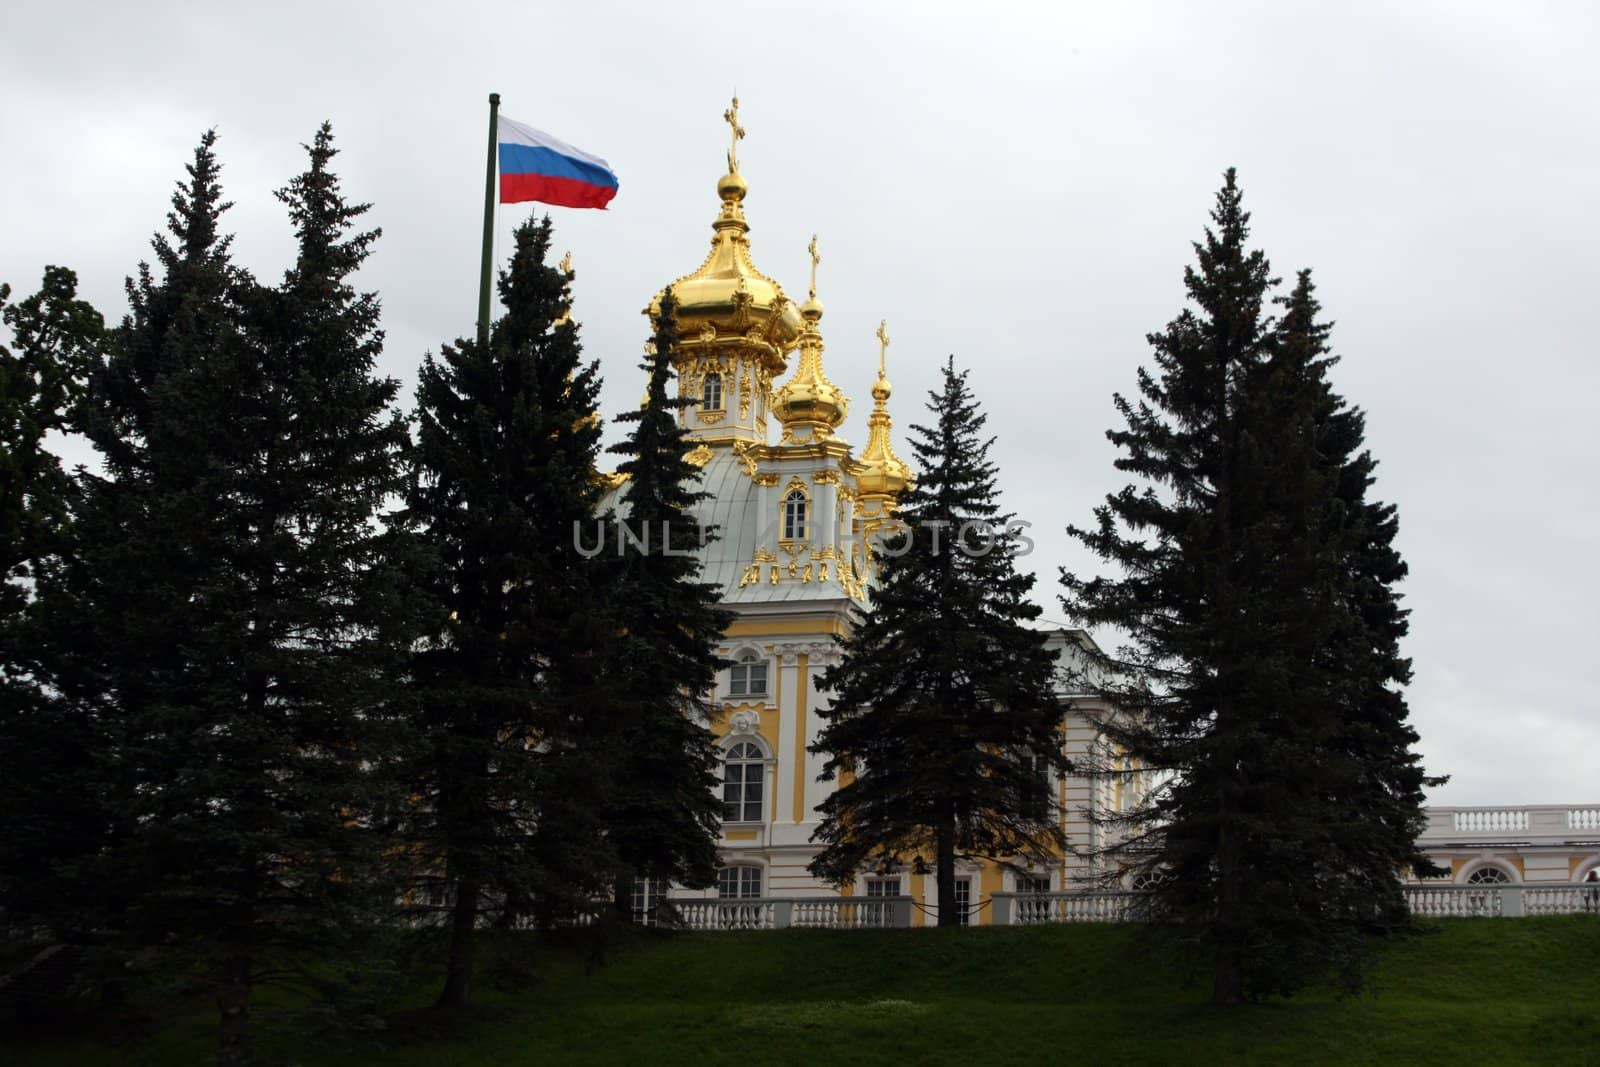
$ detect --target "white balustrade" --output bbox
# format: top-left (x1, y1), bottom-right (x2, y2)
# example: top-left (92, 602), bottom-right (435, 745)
top-left (1403, 885), bottom-right (1504, 918)
top-left (1568, 808), bottom-right (1600, 831)
top-left (1452, 809), bottom-right (1529, 833)
top-left (661, 897), bottom-right (912, 930)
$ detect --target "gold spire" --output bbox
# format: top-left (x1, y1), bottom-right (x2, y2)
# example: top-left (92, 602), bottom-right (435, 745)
top-left (771, 235), bottom-right (847, 441)
top-left (854, 318), bottom-right (910, 510)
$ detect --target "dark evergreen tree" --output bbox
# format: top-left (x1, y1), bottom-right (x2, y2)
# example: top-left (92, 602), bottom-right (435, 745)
top-left (0, 267), bottom-right (101, 616)
top-left (600, 290), bottom-right (733, 911)
top-left (809, 357), bottom-right (1066, 926)
top-left (32, 128), bottom-right (412, 1064)
top-left (0, 267), bottom-right (106, 938)
top-left (405, 215), bottom-right (611, 1008)
top-left (1060, 171), bottom-right (1440, 1003)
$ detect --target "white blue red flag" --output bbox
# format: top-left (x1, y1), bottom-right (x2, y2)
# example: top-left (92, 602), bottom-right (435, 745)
top-left (496, 115), bottom-right (618, 209)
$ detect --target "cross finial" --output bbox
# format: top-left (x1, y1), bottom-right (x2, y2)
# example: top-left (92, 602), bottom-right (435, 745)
top-left (876, 319), bottom-right (890, 377)
top-left (723, 94), bottom-right (745, 174)
top-left (559, 250), bottom-right (573, 274)
top-left (807, 234), bottom-right (820, 300)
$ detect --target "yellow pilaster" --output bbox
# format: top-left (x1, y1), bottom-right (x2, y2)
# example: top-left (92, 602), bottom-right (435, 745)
top-left (792, 653), bottom-right (809, 823)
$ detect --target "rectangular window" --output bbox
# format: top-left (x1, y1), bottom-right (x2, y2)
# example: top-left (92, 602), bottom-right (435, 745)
top-left (1018, 876), bottom-right (1051, 896)
top-left (631, 876), bottom-right (667, 927)
top-left (722, 759), bottom-right (763, 823)
top-left (717, 866), bottom-right (763, 899)
top-left (954, 878), bottom-right (973, 926)
top-left (730, 661), bottom-right (768, 697)
top-left (865, 877), bottom-right (900, 897)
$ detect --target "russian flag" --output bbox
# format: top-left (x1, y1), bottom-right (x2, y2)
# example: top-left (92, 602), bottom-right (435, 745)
top-left (497, 115), bottom-right (618, 209)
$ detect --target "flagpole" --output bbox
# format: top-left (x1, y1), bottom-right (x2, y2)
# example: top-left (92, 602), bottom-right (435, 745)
top-left (477, 92), bottom-right (501, 350)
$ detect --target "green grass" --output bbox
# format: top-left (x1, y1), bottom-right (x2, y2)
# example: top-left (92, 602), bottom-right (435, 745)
top-left (9, 918), bottom-right (1599, 1066)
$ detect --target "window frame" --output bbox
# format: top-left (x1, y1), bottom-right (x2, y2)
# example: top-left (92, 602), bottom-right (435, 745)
top-left (953, 878), bottom-right (974, 926)
top-left (720, 739), bottom-right (767, 824)
top-left (729, 651), bottom-right (769, 698)
top-left (717, 865), bottom-right (763, 899)
top-left (782, 487), bottom-right (809, 542)
top-left (701, 371), bottom-right (723, 412)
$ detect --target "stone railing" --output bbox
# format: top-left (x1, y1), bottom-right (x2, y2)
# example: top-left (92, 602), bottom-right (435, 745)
top-left (991, 891), bottom-right (1143, 926)
top-left (1422, 804), bottom-right (1600, 840)
top-left (1402, 883), bottom-right (1600, 918)
top-left (666, 896), bottom-right (914, 930)
top-left (648, 885), bottom-right (1598, 931)
top-left (984, 886), bottom-right (1599, 926)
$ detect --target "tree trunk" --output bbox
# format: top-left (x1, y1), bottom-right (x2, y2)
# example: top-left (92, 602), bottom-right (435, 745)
top-left (215, 953), bottom-right (253, 1067)
top-left (612, 875), bottom-right (632, 921)
top-left (437, 873), bottom-right (480, 1009)
top-left (935, 816), bottom-right (958, 928)
top-left (1212, 823), bottom-right (1244, 1005)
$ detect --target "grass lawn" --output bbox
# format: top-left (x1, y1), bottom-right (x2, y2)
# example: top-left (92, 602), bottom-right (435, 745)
top-left (7, 917), bottom-right (1597, 1065)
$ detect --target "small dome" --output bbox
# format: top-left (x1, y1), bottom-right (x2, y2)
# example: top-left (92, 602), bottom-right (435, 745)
top-left (771, 287), bottom-right (847, 437)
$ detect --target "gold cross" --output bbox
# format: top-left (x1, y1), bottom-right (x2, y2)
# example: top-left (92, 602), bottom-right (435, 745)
top-left (559, 251), bottom-right (573, 274)
top-left (807, 234), bottom-right (820, 300)
top-left (723, 94), bottom-right (745, 174)
top-left (876, 319), bottom-right (890, 377)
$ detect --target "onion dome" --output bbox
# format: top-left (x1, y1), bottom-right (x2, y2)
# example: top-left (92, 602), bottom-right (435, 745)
top-left (854, 320), bottom-right (911, 501)
top-left (644, 97), bottom-right (802, 376)
top-left (771, 236), bottom-right (849, 441)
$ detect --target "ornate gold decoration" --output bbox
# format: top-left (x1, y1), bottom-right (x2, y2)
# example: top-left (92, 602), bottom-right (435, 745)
top-left (739, 369), bottom-right (751, 420)
top-left (684, 444), bottom-right (714, 467)
top-left (591, 469), bottom-right (631, 490)
top-left (807, 234), bottom-right (820, 300)
top-left (854, 317), bottom-right (912, 532)
top-left (560, 250), bottom-right (574, 274)
top-left (723, 94), bottom-right (745, 175)
top-left (813, 469), bottom-right (841, 484)
top-left (771, 235), bottom-right (849, 444)
top-left (753, 547), bottom-right (777, 563)
top-left (697, 409), bottom-right (725, 424)
top-left (731, 440), bottom-right (760, 477)
top-left (641, 97), bottom-right (802, 415)
top-left (755, 472), bottom-right (779, 487)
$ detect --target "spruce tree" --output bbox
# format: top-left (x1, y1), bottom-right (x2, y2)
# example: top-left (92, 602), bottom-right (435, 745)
top-left (1061, 172), bottom-right (1439, 1002)
top-left (34, 128), bottom-right (412, 1064)
top-left (810, 357), bottom-right (1066, 926)
top-left (405, 214), bottom-right (610, 1008)
top-left (600, 290), bottom-right (733, 911)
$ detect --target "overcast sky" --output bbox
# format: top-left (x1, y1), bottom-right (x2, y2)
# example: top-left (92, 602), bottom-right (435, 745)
top-left (3, 2), bottom-right (1595, 806)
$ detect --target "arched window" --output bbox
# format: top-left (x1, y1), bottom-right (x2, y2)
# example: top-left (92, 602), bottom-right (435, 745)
top-left (729, 651), bottom-right (768, 698)
top-left (701, 372), bottom-right (723, 411)
top-left (722, 741), bottom-right (765, 823)
top-left (782, 489), bottom-right (809, 542)
top-left (1465, 865), bottom-right (1512, 884)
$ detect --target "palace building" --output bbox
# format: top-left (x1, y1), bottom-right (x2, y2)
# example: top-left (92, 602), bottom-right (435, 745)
top-left (605, 101), bottom-right (1599, 928)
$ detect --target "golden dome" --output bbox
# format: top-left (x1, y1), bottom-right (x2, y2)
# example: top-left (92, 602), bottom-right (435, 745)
top-left (645, 99), bottom-right (801, 375)
top-left (855, 320), bottom-right (911, 500)
top-left (771, 238), bottom-right (848, 441)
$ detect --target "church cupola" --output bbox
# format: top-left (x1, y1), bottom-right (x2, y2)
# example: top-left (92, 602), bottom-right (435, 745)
top-left (644, 96), bottom-right (802, 444)
top-left (771, 235), bottom-right (849, 444)
top-left (853, 319), bottom-right (911, 531)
